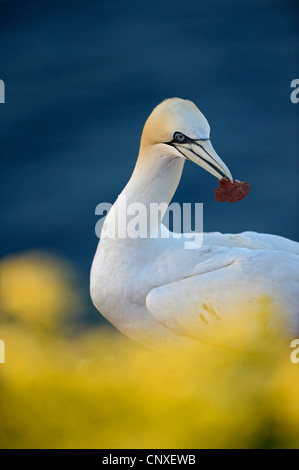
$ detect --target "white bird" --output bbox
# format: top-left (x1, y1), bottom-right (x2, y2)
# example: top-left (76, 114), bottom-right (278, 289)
top-left (90, 98), bottom-right (299, 348)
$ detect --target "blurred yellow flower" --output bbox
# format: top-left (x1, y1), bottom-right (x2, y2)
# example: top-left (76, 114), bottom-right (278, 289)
top-left (0, 251), bottom-right (298, 449)
top-left (0, 251), bottom-right (81, 328)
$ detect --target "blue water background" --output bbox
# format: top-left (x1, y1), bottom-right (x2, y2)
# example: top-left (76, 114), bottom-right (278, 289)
top-left (0, 0), bottom-right (298, 320)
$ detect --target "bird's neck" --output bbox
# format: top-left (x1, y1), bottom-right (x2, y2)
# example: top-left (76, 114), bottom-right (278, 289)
top-left (104, 146), bottom-right (184, 237)
top-left (123, 146), bottom-right (184, 217)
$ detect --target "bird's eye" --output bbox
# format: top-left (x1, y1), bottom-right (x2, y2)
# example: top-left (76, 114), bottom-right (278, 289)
top-left (174, 132), bottom-right (186, 143)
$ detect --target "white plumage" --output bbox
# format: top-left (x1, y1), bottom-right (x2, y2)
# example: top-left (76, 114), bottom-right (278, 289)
top-left (90, 98), bottom-right (299, 348)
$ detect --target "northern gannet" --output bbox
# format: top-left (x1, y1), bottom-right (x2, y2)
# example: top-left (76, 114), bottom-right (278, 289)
top-left (90, 98), bottom-right (299, 348)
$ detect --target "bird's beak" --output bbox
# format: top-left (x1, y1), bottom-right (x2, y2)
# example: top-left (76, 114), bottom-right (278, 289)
top-left (175, 139), bottom-right (233, 182)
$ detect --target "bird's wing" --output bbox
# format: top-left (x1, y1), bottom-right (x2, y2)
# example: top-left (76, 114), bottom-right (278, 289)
top-left (239, 231), bottom-right (299, 254)
top-left (146, 248), bottom-right (299, 344)
top-left (201, 231), bottom-right (299, 253)
top-left (162, 224), bottom-right (299, 254)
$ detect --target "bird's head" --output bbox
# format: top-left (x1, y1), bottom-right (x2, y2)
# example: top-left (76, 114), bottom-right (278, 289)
top-left (140, 97), bottom-right (233, 182)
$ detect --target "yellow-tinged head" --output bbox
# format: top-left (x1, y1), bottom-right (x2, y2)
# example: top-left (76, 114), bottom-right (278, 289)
top-left (140, 97), bottom-right (233, 182)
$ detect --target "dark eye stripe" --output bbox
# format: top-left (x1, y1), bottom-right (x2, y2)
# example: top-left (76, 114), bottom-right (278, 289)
top-left (168, 132), bottom-right (193, 144)
top-left (174, 132), bottom-right (186, 143)
top-left (164, 134), bottom-right (209, 146)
